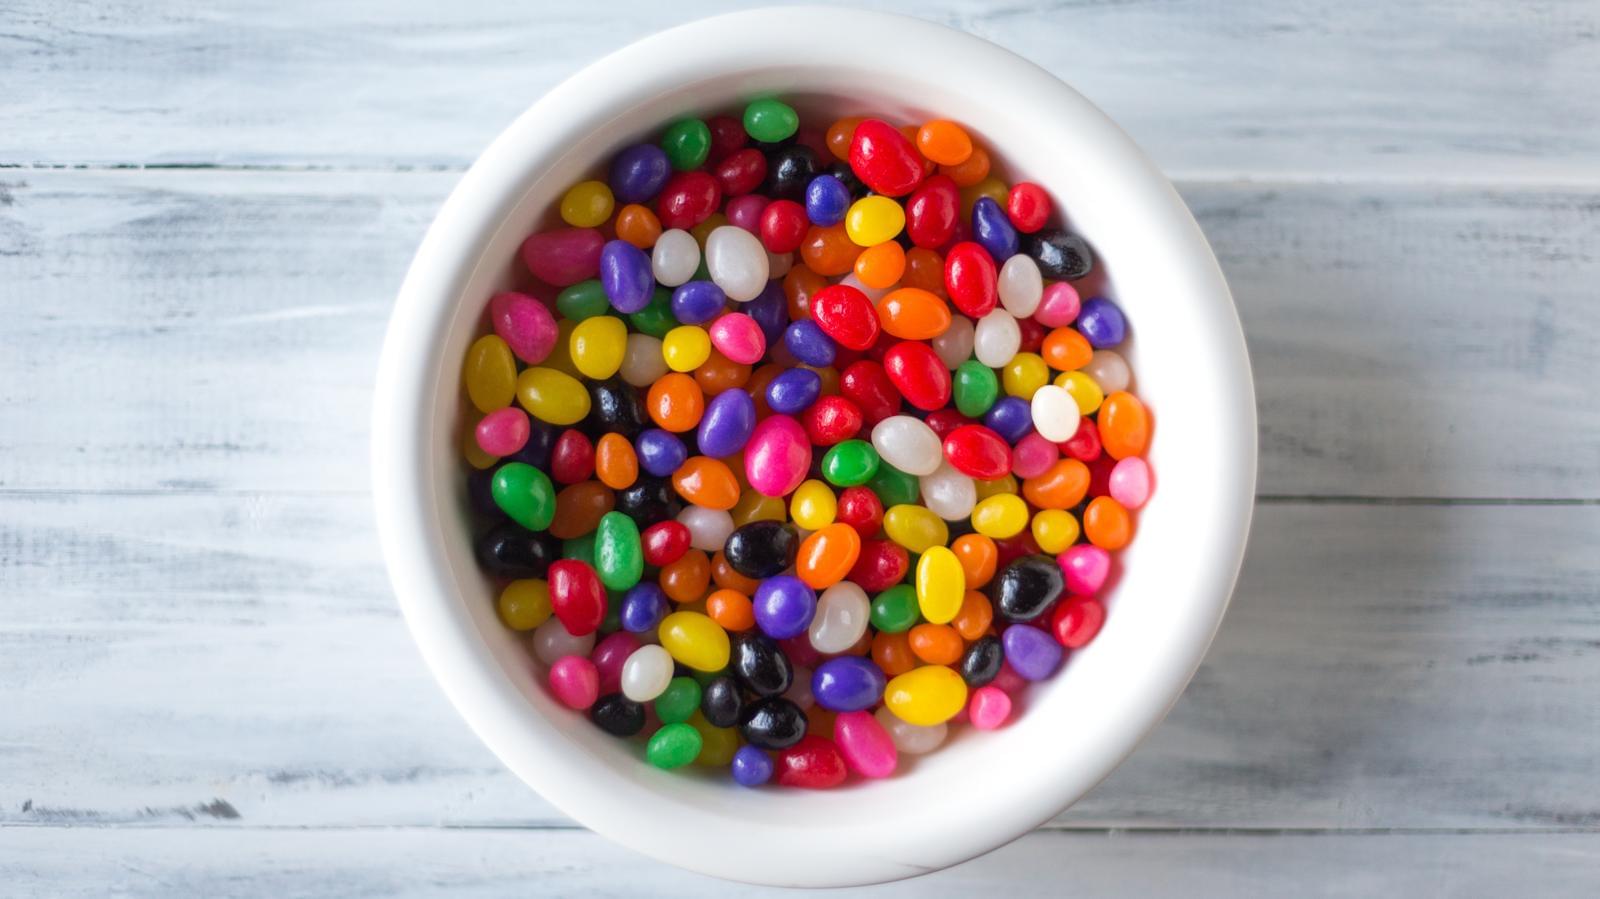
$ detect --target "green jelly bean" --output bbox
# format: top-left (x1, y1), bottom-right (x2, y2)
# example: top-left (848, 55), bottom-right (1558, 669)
top-left (821, 439), bottom-right (880, 487)
top-left (490, 463), bottom-right (555, 531)
top-left (562, 534), bottom-right (596, 565)
top-left (743, 98), bottom-right (799, 143)
top-left (868, 462), bottom-right (921, 508)
top-left (628, 287), bottom-right (677, 339)
top-left (594, 511), bottom-right (643, 591)
top-left (661, 119), bottom-right (711, 171)
top-left (556, 280), bottom-right (610, 322)
top-left (953, 360), bottom-right (1000, 418)
top-left (599, 599), bottom-right (623, 635)
top-left (870, 584), bottom-right (921, 633)
top-left (646, 721), bottom-right (703, 769)
top-left (655, 676), bottom-right (702, 725)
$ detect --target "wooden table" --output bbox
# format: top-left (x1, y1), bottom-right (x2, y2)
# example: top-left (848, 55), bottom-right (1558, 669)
top-left (4, 2), bottom-right (1597, 894)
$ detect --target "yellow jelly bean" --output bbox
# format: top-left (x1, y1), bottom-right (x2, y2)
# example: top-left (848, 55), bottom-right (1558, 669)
top-left (884, 664), bottom-right (968, 726)
top-left (960, 175), bottom-right (1009, 216)
top-left (974, 473), bottom-right (1019, 501)
top-left (560, 180), bottom-right (615, 228)
top-left (662, 325), bottom-right (713, 373)
top-left (1031, 508), bottom-right (1081, 554)
top-left (690, 710), bottom-right (739, 766)
top-left (971, 494), bottom-right (1028, 539)
top-left (1002, 352), bottom-right (1050, 400)
top-left (1056, 369), bottom-right (1105, 415)
top-left (462, 411), bottom-right (498, 469)
top-left (463, 334), bottom-right (516, 413)
top-left (497, 579), bottom-right (552, 631)
top-left (844, 196), bottom-right (906, 247)
top-left (731, 490), bottom-right (786, 526)
top-left (789, 479), bottom-right (838, 531)
top-left (516, 367), bottom-right (591, 425)
top-left (916, 545), bottom-right (966, 624)
top-left (657, 610), bottom-right (731, 672)
top-left (883, 504), bottom-right (949, 554)
top-left (543, 319), bottom-right (582, 377)
top-left (570, 315), bottom-right (627, 380)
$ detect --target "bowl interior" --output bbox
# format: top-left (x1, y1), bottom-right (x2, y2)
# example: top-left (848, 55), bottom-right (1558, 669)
top-left (380, 9), bottom-right (1254, 887)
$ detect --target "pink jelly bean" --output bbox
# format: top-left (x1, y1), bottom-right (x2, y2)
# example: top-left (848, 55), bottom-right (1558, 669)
top-left (1058, 544), bottom-right (1111, 595)
top-left (548, 655), bottom-right (600, 710)
top-left (708, 312), bottom-right (766, 364)
top-left (969, 685), bottom-right (1012, 730)
top-left (833, 710), bottom-right (898, 778)
top-left (991, 661), bottom-right (1027, 694)
top-left (590, 631), bottom-right (640, 695)
top-left (1011, 432), bottom-right (1060, 479)
top-left (1034, 281), bottom-right (1081, 328)
top-left (745, 414), bottom-right (813, 497)
top-left (1109, 457), bottom-right (1152, 509)
top-left (475, 407), bottom-right (530, 456)
top-left (489, 291), bottom-right (558, 365)
top-left (519, 228), bottom-right (605, 287)
top-left (726, 194), bottom-right (771, 233)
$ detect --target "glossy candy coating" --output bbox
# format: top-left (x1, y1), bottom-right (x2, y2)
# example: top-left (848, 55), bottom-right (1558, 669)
top-left (884, 665), bottom-right (968, 726)
top-left (723, 520), bottom-right (799, 579)
top-left (848, 119), bottom-right (925, 197)
top-left (989, 555), bottom-right (1066, 622)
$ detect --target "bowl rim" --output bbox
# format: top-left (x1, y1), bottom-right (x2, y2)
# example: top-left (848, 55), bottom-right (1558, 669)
top-left (373, 5), bottom-right (1257, 886)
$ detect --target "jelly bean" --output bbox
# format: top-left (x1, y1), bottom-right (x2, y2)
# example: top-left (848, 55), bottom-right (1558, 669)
top-left (645, 372), bottom-right (705, 432)
top-left (1022, 228), bottom-right (1094, 280)
top-left (700, 675), bottom-right (744, 729)
top-left (706, 588), bottom-right (756, 632)
top-left (733, 632), bottom-right (795, 697)
top-left (835, 485), bottom-right (886, 538)
top-left (757, 198), bottom-right (808, 254)
top-left (918, 460), bottom-right (977, 521)
top-left (744, 414), bottom-right (812, 497)
top-left (795, 522), bottom-right (862, 590)
top-left (1034, 282), bottom-right (1081, 330)
top-left (707, 114), bottom-right (748, 161)
top-left (565, 315), bottom-right (624, 380)
top-left (661, 325), bottom-right (711, 373)
top-left (497, 579), bottom-right (552, 631)
top-left (774, 735), bottom-right (847, 788)
top-left (627, 288), bottom-right (677, 339)
top-left (657, 171), bottom-right (722, 230)
top-left (931, 316), bottom-right (975, 371)
top-left (938, 139), bottom-right (989, 185)
top-left (1030, 508), bottom-right (1081, 554)
top-left (871, 288), bottom-right (946, 342)
top-left (476, 523), bottom-right (558, 579)
top-left (475, 407), bottom-right (530, 458)
top-left (661, 117), bottom-right (711, 170)
top-left (844, 195), bottom-right (905, 247)
top-left (1099, 391), bottom-right (1150, 459)
top-left (983, 396), bottom-right (1034, 444)
top-left (1002, 624), bottom-right (1063, 680)
top-left (812, 656), bottom-right (886, 712)
top-left (715, 147), bottom-right (768, 197)
top-left (829, 709), bottom-right (895, 778)
top-left (961, 176), bottom-right (1008, 217)
top-left (618, 582), bottom-right (668, 633)
top-left (968, 684), bottom-right (1011, 730)
top-left (549, 655), bottom-right (601, 710)
top-left (635, 429), bottom-right (687, 478)
top-left (998, 254), bottom-right (1044, 319)
top-left (1085, 349), bottom-right (1132, 394)
top-left (520, 228), bottom-right (604, 287)
top-left (883, 503), bottom-right (949, 554)
top-left (809, 284), bottom-right (879, 351)
top-left (1030, 383), bottom-right (1082, 442)
top-left (488, 292), bottom-right (557, 367)
top-left (870, 583), bottom-right (921, 634)
top-left (946, 537), bottom-right (995, 593)
top-left (548, 559), bottom-right (607, 636)
top-left (723, 520), bottom-right (799, 579)
top-left (591, 631), bottom-right (639, 694)
top-left (972, 196), bottom-right (1019, 262)
top-left (753, 575), bottom-right (817, 640)
top-left (787, 479), bottom-right (835, 530)
top-left (590, 692), bottom-right (645, 737)
top-left (490, 462), bottom-right (556, 531)
top-left (741, 695), bottom-right (808, 750)
top-left (584, 377), bottom-right (648, 438)
top-left (655, 675), bottom-right (702, 724)
top-left (868, 415), bottom-right (942, 477)
top-left (973, 308), bottom-right (1021, 367)
top-left (881, 341), bottom-right (950, 412)
top-left (593, 433), bottom-right (637, 491)
top-left (766, 368), bottom-right (822, 416)
top-left (711, 549), bottom-right (762, 594)
top-left (651, 228), bottom-right (701, 288)
top-left (849, 119), bottom-right (924, 197)
top-left (560, 180), bottom-right (614, 229)
top-left (616, 474), bottom-right (683, 526)
top-left (821, 439), bottom-right (879, 488)
top-left (875, 706), bottom-right (947, 754)
top-left (615, 203), bottom-right (663, 249)
top-left (942, 424), bottom-right (1012, 480)
top-left (730, 490), bottom-right (786, 527)
top-left (835, 360), bottom-right (896, 425)
top-left (549, 480), bottom-right (613, 539)
top-left (944, 242), bottom-right (998, 318)
top-left (808, 581), bottom-right (870, 654)
top-left (1001, 181), bottom-right (1049, 234)
top-left (665, 280), bottom-right (723, 326)
top-left (915, 120), bottom-right (972, 166)
top-left (884, 664), bottom-right (967, 726)
top-left (1060, 417), bottom-right (1101, 462)
top-left (463, 334), bottom-right (517, 413)
top-left (824, 116), bottom-right (865, 161)
top-left (1010, 432), bottom-right (1059, 480)
top-left (763, 144), bottom-right (819, 202)
top-left (870, 630), bottom-right (917, 677)
top-left (516, 367), bottom-right (592, 426)
top-left (677, 504), bottom-right (735, 555)
top-left (593, 511), bottom-right (643, 591)
top-left (797, 395), bottom-right (860, 447)
top-left (692, 712), bottom-right (739, 767)
top-left (989, 555), bottom-right (1066, 622)
top-left (610, 143), bottom-right (672, 204)
top-left (854, 240), bottom-right (906, 291)
top-left (727, 193), bottom-right (770, 232)
top-left (704, 225), bottom-right (769, 302)
top-left (621, 643), bottom-right (675, 704)
top-left (1057, 543), bottom-right (1111, 596)
top-left (974, 473), bottom-right (1019, 503)
top-left (646, 721), bottom-right (703, 770)
top-left (693, 349), bottom-right (752, 397)
top-left (731, 744), bottom-right (774, 786)
top-left (916, 545), bottom-right (965, 624)
top-left (1040, 324), bottom-right (1092, 373)
top-left (900, 176), bottom-right (956, 252)
top-left (805, 174), bottom-right (851, 226)
top-left (658, 610), bottom-right (732, 672)
top-left (531, 615), bottom-right (596, 666)
top-left (1058, 369), bottom-right (1104, 415)
top-left (1083, 495), bottom-right (1133, 550)
top-left (1109, 457), bottom-right (1152, 509)
top-left (971, 494), bottom-right (1029, 539)
top-left (707, 312), bottom-right (765, 365)
top-left (616, 333), bottom-right (666, 388)
top-left (1002, 352), bottom-right (1050, 401)
top-left (696, 388), bottom-right (757, 459)
top-left (908, 622), bottom-right (964, 666)
top-left (1051, 597), bottom-right (1106, 648)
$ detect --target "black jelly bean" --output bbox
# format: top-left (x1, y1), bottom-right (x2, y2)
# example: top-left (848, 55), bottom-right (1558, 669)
top-left (987, 554), bottom-right (1066, 622)
top-left (827, 161), bottom-right (868, 200)
top-left (1021, 228), bottom-right (1095, 280)
top-left (615, 474), bottom-right (683, 527)
top-left (722, 520), bottom-right (799, 579)
top-left (763, 145), bottom-right (817, 202)
top-left (507, 419), bottom-right (558, 468)
top-left (581, 377), bottom-right (649, 440)
top-left (474, 522), bottom-right (558, 579)
top-left (732, 632), bottom-right (794, 697)
top-left (738, 696), bottom-right (808, 750)
top-left (700, 675), bottom-right (744, 729)
top-left (958, 635), bottom-right (1005, 687)
top-left (590, 693), bottom-right (646, 737)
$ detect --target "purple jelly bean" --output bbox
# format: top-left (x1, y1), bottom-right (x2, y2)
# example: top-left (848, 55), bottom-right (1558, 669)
top-left (670, 280), bottom-right (727, 324)
top-left (609, 143), bottom-right (671, 205)
top-left (983, 396), bottom-right (1033, 444)
top-left (784, 319), bottom-right (836, 367)
top-left (635, 428), bottom-right (687, 477)
top-left (599, 240), bottom-right (653, 313)
top-left (972, 196), bottom-right (1019, 262)
top-left (804, 175), bottom-right (850, 226)
top-left (766, 368), bottom-right (822, 415)
top-left (697, 389), bottom-right (757, 458)
top-left (745, 279), bottom-right (788, 346)
top-left (726, 194), bottom-right (770, 233)
top-left (732, 744), bottom-right (774, 786)
top-left (508, 419), bottom-right (557, 468)
top-left (1001, 624), bottom-right (1064, 681)
top-left (1077, 296), bottom-right (1127, 348)
top-left (811, 656), bottom-right (887, 712)
top-left (619, 582), bottom-right (669, 634)
top-left (520, 228), bottom-right (604, 287)
top-left (753, 575), bottom-right (817, 640)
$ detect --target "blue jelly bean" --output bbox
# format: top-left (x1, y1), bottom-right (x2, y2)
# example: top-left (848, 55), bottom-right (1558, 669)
top-left (804, 175), bottom-right (851, 227)
top-left (635, 428), bottom-right (688, 477)
top-left (599, 240), bottom-right (653, 313)
top-left (619, 582), bottom-right (669, 633)
top-left (731, 744), bottom-right (774, 786)
top-left (609, 143), bottom-right (672, 205)
top-left (745, 279), bottom-right (788, 346)
top-left (1001, 623), bottom-right (1063, 680)
top-left (783, 319), bottom-right (836, 367)
top-left (972, 196), bottom-right (1019, 262)
top-left (697, 389), bottom-right (757, 458)
top-left (810, 656), bottom-right (887, 712)
top-left (752, 575), bottom-right (816, 640)
top-left (765, 368), bottom-right (822, 415)
top-left (670, 280), bottom-right (726, 324)
top-left (983, 396), bottom-right (1033, 444)
top-left (1076, 296), bottom-right (1127, 348)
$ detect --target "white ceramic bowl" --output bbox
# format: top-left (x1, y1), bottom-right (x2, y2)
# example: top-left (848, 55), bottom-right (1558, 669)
top-left (373, 7), bottom-right (1255, 887)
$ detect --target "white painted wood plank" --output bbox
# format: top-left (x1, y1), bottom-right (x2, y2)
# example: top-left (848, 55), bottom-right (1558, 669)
top-left (3, 826), bottom-right (1598, 897)
top-left (3, 171), bottom-right (1596, 497)
top-left (3, 499), bottom-right (1596, 830)
top-left (3, 1), bottom-right (1597, 178)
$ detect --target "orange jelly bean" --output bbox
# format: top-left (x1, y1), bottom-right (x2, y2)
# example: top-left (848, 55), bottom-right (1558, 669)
top-left (825, 116), bottom-right (866, 162)
top-left (661, 549), bottom-right (711, 603)
top-left (871, 630), bottom-right (917, 677)
top-left (1099, 391), bottom-right (1151, 459)
top-left (877, 287), bottom-right (952, 340)
top-left (901, 247), bottom-right (946, 295)
top-left (614, 203), bottom-right (662, 249)
top-left (908, 623), bottom-right (964, 665)
top-left (646, 372), bottom-right (705, 432)
top-left (671, 456), bottom-right (740, 510)
top-left (594, 433), bottom-right (638, 491)
top-left (805, 364), bottom-right (840, 397)
top-left (1042, 327), bottom-right (1094, 372)
top-left (940, 145), bottom-right (990, 187)
top-left (853, 240), bottom-right (906, 290)
top-left (795, 522), bottom-right (862, 590)
top-left (1084, 495), bottom-right (1133, 550)
top-left (706, 588), bottom-right (755, 631)
top-left (1023, 459), bottom-right (1091, 510)
top-left (711, 550), bottom-right (761, 594)
top-left (952, 590), bottom-right (994, 641)
top-left (548, 480), bottom-right (614, 540)
top-left (916, 120), bottom-right (973, 167)
top-left (799, 223), bottom-right (861, 277)
top-left (951, 533), bottom-right (998, 588)
top-left (693, 348), bottom-right (750, 396)
top-left (783, 264), bottom-right (828, 320)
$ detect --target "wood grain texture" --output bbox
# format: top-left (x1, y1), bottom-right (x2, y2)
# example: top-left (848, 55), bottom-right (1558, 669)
top-left (4, 499), bottom-right (1597, 830)
top-left (3, 171), bottom-right (1596, 497)
top-left (3, 0), bottom-right (1598, 178)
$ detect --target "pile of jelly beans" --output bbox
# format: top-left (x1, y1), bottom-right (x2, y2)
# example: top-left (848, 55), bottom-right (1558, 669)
top-left (462, 98), bottom-right (1152, 789)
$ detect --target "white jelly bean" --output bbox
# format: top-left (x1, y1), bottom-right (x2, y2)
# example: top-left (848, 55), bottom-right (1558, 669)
top-left (839, 271), bottom-right (889, 304)
top-left (870, 415), bottom-right (943, 476)
top-left (766, 250), bottom-right (794, 278)
top-left (1085, 349), bottom-right (1131, 394)
top-left (704, 225), bottom-right (769, 302)
top-left (919, 461), bottom-right (977, 521)
top-left (875, 706), bottom-right (948, 754)
top-left (809, 582), bottom-right (871, 654)
top-left (530, 617), bottom-right (596, 666)
top-left (973, 308), bottom-right (1021, 368)
top-left (1030, 384), bottom-right (1080, 442)
top-left (651, 229), bottom-right (700, 287)
top-left (619, 333), bottom-right (668, 388)
top-left (620, 644), bottom-right (674, 702)
top-left (932, 315), bottom-right (975, 369)
top-left (997, 254), bottom-right (1043, 318)
top-left (677, 504), bottom-right (735, 552)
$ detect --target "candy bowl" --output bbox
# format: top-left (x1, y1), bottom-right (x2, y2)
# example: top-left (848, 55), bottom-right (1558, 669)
top-left (372, 7), bottom-right (1254, 887)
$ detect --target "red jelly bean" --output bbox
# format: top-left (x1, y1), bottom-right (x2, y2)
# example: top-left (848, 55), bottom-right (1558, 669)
top-left (882, 341), bottom-right (951, 412)
top-left (1006, 182), bottom-right (1051, 234)
top-left (835, 485), bottom-right (885, 539)
top-left (993, 530), bottom-right (1042, 569)
top-left (779, 634), bottom-right (824, 671)
top-left (848, 119), bottom-right (925, 197)
top-left (775, 735), bottom-right (849, 788)
top-left (714, 148), bottom-right (767, 197)
top-left (549, 429), bottom-right (596, 485)
top-left (802, 395), bottom-right (865, 446)
top-left (706, 114), bottom-right (747, 163)
top-left (1060, 417), bottom-right (1101, 462)
top-left (944, 242), bottom-right (999, 318)
top-left (840, 361), bottom-right (901, 426)
top-left (810, 284), bottom-right (881, 351)
top-left (1051, 596), bottom-right (1106, 648)
top-left (548, 559), bottom-right (606, 636)
top-left (759, 199), bottom-right (809, 254)
top-left (640, 520), bottom-right (691, 567)
top-left (1087, 453), bottom-right (1116, 498)
top-left (924, 408), bottom-right (973, 440)
top-left (905, 174), bottom-right (960, 248)
top-left (1017, 317), bottom-right (1046, 354)
top-left (656, 171), bottom-right (722, 230)
top-left (848, 538), bottom-right (908, 592)
top-left (943, 424), bottom-right (1013, 480)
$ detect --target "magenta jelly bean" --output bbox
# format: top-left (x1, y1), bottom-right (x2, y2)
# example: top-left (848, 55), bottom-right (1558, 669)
top-left (1011, 432), bottom-right (1059, 479)
top-left (1109, 457), bottom-right (1152, 509)
top-left (991, 661), bottom-right (1027, 694)
top-left (1034, 281), bottom-right (1081, 328)
top-left (833, 709), bottom-right (898, 778)
top-left (726, 194), bottom-right (770, 232)
top-left (968, 685), bottom-right (1011, 730)
top-left (548, 656), bottom-right (601, 710)
top-left (475, 407), bottom-right (531, 457)
top-left (591, 631), bottom-right (641, 694)
top-left (708, 312), bottom-right (766, 364)
top-left (745, 414), bottom-right (812, 497)
top-left (520, 228), bottom-right (605, 287)
top-left (1058, 544), bottom-right (1112, 595)
top-left (489, 292), bottom-right (558, 365)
